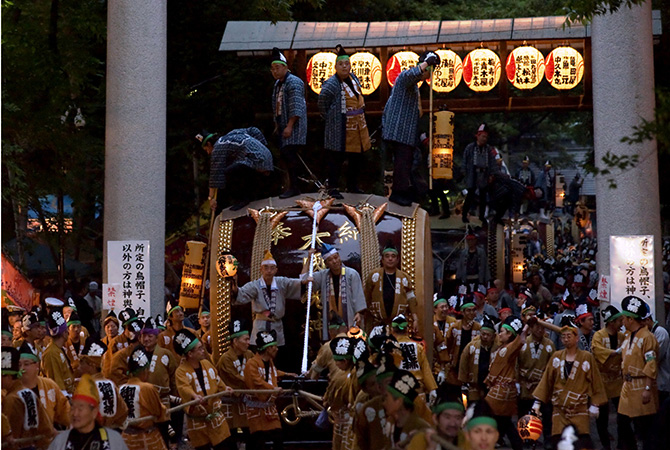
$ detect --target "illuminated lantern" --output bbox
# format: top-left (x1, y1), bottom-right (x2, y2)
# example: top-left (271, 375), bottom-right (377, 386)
top-left (505, 45), bottom-right (545, 89)
top-left (428, 49), bottom-right (463, 92)
top-left (517, 414), bottom-right (543, 441)
top-left (306, 52), bottom-right (336, 94)
top-left (432, 111), bottom-right (455, 179)
top-left (178, 241), bottom-right (207, 309)
top-left (347, 326), bottom-right (366, 341)
top-left (386, 51), bottom-right (421, 87)
top-left (463, 48), bottom-right (501, 92)
top-left (350, 52), bottom-right (383, 95)
top-left (545, 46), bottom-right (585, 90)
top-left (216, 253), bottom-right (239, 278)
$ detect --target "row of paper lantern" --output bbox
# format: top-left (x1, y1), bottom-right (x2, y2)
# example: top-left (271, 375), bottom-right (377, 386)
top-left (305, 46), bottom-right (584, 95)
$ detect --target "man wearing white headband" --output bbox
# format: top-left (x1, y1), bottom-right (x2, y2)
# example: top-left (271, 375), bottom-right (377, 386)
top-left (232, 250), bottom-right (303, 356)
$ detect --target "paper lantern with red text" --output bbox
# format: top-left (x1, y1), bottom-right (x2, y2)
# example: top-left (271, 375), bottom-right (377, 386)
top-left (545, 46), bottom-right (584, 90)
top-left (386, 51), bottom-right (421, 87)
top-left (463, 48), bottom-right (501, 92)
top-left (306, 52), bottom-right (337, 94)
top-left (505, 45), bottom-right (545, 89)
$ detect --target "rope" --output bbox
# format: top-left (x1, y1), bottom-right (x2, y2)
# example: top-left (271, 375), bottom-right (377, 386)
top-left (302, 201), bottom-right (321, 374)
top-left (359, 207), bottom-right (381, 293)
top-left (251, 212), bottom-right (273, 281)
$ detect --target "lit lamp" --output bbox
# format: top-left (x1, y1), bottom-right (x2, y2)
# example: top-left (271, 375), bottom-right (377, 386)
top-left (463, 48), bottom-right (501, 92)
top-left (178, 241), bottom-right (207, 309)
top-left (306, 52), bottom-right (337, 94)
top-left (350, 52), bottom-right (383, 95)
top-left (545, 46), bottom-right (584, 90)
top-left (505, 45), bottom-right (545, 89)
top-left (517, 414), bottom-right (543, 442)
top-left (216, 252), bottom-right (239, 278)
top-left (386, 51), bottom-right (420, 87)
top-left (428, 49), bottom-right (463, 93)
top-left (432, 111), bottom-right (455, 179)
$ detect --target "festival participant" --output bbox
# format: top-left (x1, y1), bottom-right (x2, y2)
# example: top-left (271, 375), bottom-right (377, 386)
top-left (6, 305), bottom-right (26, 328)
top-left (106, 314), bottom-right (143, 386)
top-left (406, 393), bottom-right (468, 450)
top-left (462, 123), bottom-right (498, 223)
top-left (303, 244), bottom-right (367, 339)
top-left (308, 312), bottom-right (348, 380)
top-left (381, 51), bottom-right (440, 206)
top-left (102, 311), bottom-right (120, 348)
top-left (532, 315), bottom-right (606, 446)
top-left (232, 250), bottom-right (303, 354)
top-left (77, 337), bottom-right (129, 431)
top-left (120, 347), bottom-right (169, 450)
top-left (324, 336), bottom-right (357, 450)
top-left (463, 401), bottom-right (499, 450)
top-left (515, 155), bottom-right (535, 187)
top-left (550, 291), bottom-right (576, 350)
top-left (444, 296), bottom-right (482, 387)
top-left (473, 284), bottom-right (499, 322)
top-left (174, 329), bottom-right (234, 450)
top-left (618, 296), bottom-right (659, 450)
top-left (456, 231), bottom-right (490, 285)
top-left (383, 369), bottom-right (431, 447)
top-left (158, 301), bottom-right (198, 358)
top-left (216, 319), bottom-right (254, 443)
top-left (64, 310), bottom-right (87, 376)
top-left (642, 305), bottom-right (670, 402)
top-left (535, 160), bottom-right (555, 220)
top-left (47, 374), bottom-right (129, 450)
top-left (19, 345), bottom-right (71, 429)
top-left (243, 330), bottom-right (286, 450)
top-left (17, 311), bottom-right (46, 360)
top-left (318, 44), bottom-right (371, 197)
top-left (432, 295), bottom-right (455, 385)
top-left (196, 307), bottom-right (212, 354)
top-left (390, 315), bottom-right (437, 398)
top-left (270, 47), bottom-right (307, 199)
top-left (42, 309), bottom-right (75, 395)
top-left (484, 316), bottom-right (526, 450)
top-left (591, 305), bottom-right (627, 450)
top-left (354, 355), bottom-right (396, 450)
top-left (84, 281), bottom-right (103, 335)
top-left (364, 244), bottom-right (418, 330)
top-left (575, 301), bottom-right (595, 352)
top-left (459, 315), bottom-right (499, 402)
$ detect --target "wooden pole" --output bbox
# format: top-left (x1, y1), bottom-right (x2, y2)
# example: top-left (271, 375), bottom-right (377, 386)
top-left (199, 190), bottom-right (217, 304)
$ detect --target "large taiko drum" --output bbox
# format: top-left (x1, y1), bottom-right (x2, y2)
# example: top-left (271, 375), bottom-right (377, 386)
top-left (208, 193), bottom-right (433, 364)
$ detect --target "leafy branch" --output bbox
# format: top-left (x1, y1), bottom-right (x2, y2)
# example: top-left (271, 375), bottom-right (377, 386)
top-left (563, 0), bottom-right (646, 25)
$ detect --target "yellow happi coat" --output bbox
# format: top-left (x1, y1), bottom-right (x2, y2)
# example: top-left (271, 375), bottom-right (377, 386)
top-left (432, 315), bottom-right (456, 374)
top-left (41, 343), bottom-right (75, 395)
top-left (3, 383), bottom-right (56, 450)
top-left (310, 335), bottom-right (345, 379)
top-left (485, 336), bottom-right (523, 416)
top-left (444, 320), bottom-right (482, 385)
top-left (591, 328), bottom-right (626, 399)
top-left (176, 359), bottom-right (231, 448)
top-left (31, 376), bottom-right (71, 428)
top-left (364, 268), bottom-right (417, 328)
top-left (217, 347), bottom-right (255, 428)
top-left (120, 377), bottom-right (168, 450)
top-left (354, 395), bottom-right (391, 450)
top-left (533, 349), bottom-right (607, 435)
top-left (64, 331), bottom-right (88, 375)
top-left (618, 325), bottom-right (659, 417)
top-left (518, 334), bottom-right (555, 400)
top-left (107, 344), bottom-right (138, 387)
top-left (324, 366), bottom-right (358, 450)
top-left (458, 336), bottom-right (500, 401)
top-left (395, 334), bottom-right (438, 392)
top-left (343, 77), bottom-right (371, 153)
top-left (146, 346), bottom-right (178, 407)
top-left (91, 372), bottom-right (129, 430)
top-left (103, 333), bottom-right (134, 378)
top-left (244, 353), bottom-right (284, 433)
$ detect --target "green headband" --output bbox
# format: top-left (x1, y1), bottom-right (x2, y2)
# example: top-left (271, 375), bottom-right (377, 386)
top-left (605, 312), bottom-right (623, 323)
top-left (432, 402), bottom-right (465, 415)
top-left (461, 302), bottom-right (475, 311)
top-left (502, 324), bottom-right (517, 336)
top-left (466, 416), bottom-right (498, 431)
top-left (387, 385), bottom-right (414, 406)
top-left (20, 352), bottom-right (40, 363)
top-left (382, 247), bottom-right (398, 255)
top-left (358, 369), bottom-right (376, 384)
top-left (336, 55), bottom-right (350, 62)
top-left (2, 330), bottom-right (13, 337)
top-left (377, 371), bottom-right (394, 381)
top-left (201, 133), bottom-right (215, 148)
top-left (259, 340), bottom-right (278, 351)
top-left (272, 60), bottom-right (287, 66)
top-left (67, 320), bottom-right (81, 326)
top-left (433, 298), bottom-right (447, 308)
top-left (184, 337), bottom-right (200, 354)
top-left (329, 323), bottom-right (345, 329)
top-left (1, 369), bottom-right (22, 378)
top-left (621, 311), bottom-right (640, 319)
top-left (481, 326), bottom-right (496, 333)
top-left (392, 320), bottom-right (408, 330)
top-left (199, 311), bottom-right (210, 317)
top-left (333, 353), bottom-right (353, 361)
top-left (228, 330), bottom-right (249, 340)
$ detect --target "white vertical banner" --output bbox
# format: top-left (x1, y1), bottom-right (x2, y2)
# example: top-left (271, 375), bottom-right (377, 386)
top-left (107, 240), bottom-right (151, 317)
top-left (610, 235), bottom-right (654, 317)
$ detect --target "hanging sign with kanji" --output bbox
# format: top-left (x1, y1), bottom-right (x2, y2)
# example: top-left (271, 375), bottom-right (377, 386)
top-left (107, 240), bottom-right (151, 317)
top-left (610, 235), bottom-right (655, 317)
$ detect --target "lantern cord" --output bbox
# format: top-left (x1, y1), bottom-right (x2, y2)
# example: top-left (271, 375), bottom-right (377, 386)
top-left (301, 201), bottom-right (322, 374)
top-left (428, 69), bottom-right (434, 191)
top-left (200, 189), bottom-right (218, 303)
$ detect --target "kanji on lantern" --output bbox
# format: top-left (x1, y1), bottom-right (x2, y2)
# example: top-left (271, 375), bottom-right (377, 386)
top-left (386, 51), bottom-right (421, 87)
top-left (506, 45), bottom-right (545, 90)
top-left (306, 52), bottom-right (337, 94)
top-left (463, 48), bottom-right (501, 92)
top-left (350, 52), bottom-right (382, 95)
top-left (544, 46), bottom-right (584, 90)
top-left (428, 49), bottom-right (463, 93)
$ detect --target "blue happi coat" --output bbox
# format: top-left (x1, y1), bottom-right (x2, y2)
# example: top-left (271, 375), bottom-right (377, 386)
top-left (272, 72), bottom-right (307, 147)
top-left (381, 65), bottom-right (424, 146)
top-left (209, 127), bottom-right (274, 189)
top-left (318, 73), bottom-right (363, 152)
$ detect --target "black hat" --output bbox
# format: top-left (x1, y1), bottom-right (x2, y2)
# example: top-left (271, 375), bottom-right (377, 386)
top-left (560, 290), bottom-right (576, 309)
top-left (199, 305), bottom-right (210, 317)
top-left (128, 347), bottom-right (151, 375)
top-left (1, 346), bottom-right (21, 377)
top-left (119, 308), bottom-right (139, 328)
top-left (335, 44), bottom-right (349, 60)
top-left (381, 240), bottom-right (398, 256)
top-left (502, 316), bottom-right (523, 336)
top-left (165, 300), bottom-right (183, 317)
top-left (81, 337), bottom-right (108, 365)
top-left (67, 310), bottom-right (81, 326)
top-left (141, 317), bottom-right (160, 335)
top-left (229, 318), bottom-right (250, 340)
top-left (387, 369), bottom-right (420, 404)
top-left (356, 357), bottom-right (376, 384)
top-left (560, 314), bottom-right (578, 334)
top-left (351, 338), bottom-right (369, 362)
top-left (523, 155), bottom-right (530, 163)
top-left (156, 315), bottom-right (166, 330)
top-left (127, 318), bottom-right (144, 335)
top-left (464, 400), bottom-right (497, 431)
top-left (601, 305), bottom-right (623, 323)
top-left (391, 314), bottom-right (409, 331)
top-left (196, 130), bottom-right (217, 149)
top-left (256, 330), bottom-right (278, 351)
top-left (481, 314), bottom-right (497, 332)
top-left (271, 47), bottom-right (287, 66)
top-left (418, 50), bottom-right (440, 66)
top-left (375, 352), bottom-right (397, 380)
top-left (621, 296), bottom-right (645, 319)
top-left (432, 387), bottom-right (466, 415)
top-left (368, 325), bottom-right (388, 352)
top-left (21, 312), bottom-right (40, 331)
top-left (476, 123), bottom-right (489, 134)
top-left (575, 300), bottom-right (593, 322)
top-left (47, 309), bottom-right (68, 337)
top-left (330, 336), bottom-right (354, 361)
top-left (174, 329), bottom-right (200, 356)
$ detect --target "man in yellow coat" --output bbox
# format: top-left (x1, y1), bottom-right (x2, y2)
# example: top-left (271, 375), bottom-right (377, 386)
top-left (175, 328), bottom-right (233, 450)
top-left (532, 315), bottom-right (606, 447)
top-left (432, 296), bottom-right (457, 384)
top-left (42, 309), bottom-right (75, 395)
top-left (444, 297), bottom-right (481, 387)
top-left (364, 245), bottom-right (418, 331)
top-left (390, 315), bottom-right (437, 398)
top-left (459, 314), bottom-right (499, 402)
top-left (159, 300), bottom-right (199, 359)
top-left (617, 296), bottom-right (659, 450)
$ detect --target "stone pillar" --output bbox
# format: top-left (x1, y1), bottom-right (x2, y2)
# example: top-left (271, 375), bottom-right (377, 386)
top-left (103, 1), bottom-right (166, 316)
top-left (592, 3), bottom-right (662, 320)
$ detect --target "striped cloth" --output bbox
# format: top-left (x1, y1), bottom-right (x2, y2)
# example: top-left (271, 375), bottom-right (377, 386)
top-left (318, 73), bottom-right (363, 152)
top-left (272, 72), bottom-right (307, 147)
top-left (381, 65), bottom-right (424, 146)
top-left (209, 127), bottom-right (273, 189)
